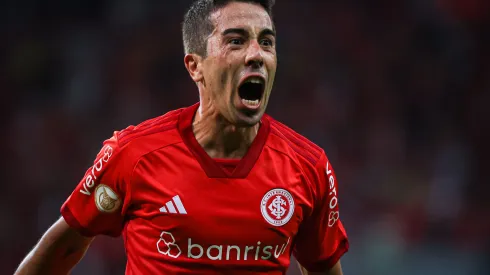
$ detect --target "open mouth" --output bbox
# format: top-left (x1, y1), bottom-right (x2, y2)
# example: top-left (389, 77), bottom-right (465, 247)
top-left (238, 77), bottom-right (265, 109)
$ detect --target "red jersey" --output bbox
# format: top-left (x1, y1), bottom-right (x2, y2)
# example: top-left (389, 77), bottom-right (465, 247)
top-left (61, 103), bottom-right (349, 275)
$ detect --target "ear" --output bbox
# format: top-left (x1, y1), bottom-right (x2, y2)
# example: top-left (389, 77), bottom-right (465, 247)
top-left (184, 53), bottom-right (204, 83)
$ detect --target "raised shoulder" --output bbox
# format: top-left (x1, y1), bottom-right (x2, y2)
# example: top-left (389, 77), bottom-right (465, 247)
top-left (267, 116), bottom-right (324, 166)
top-left (117, 108), bottom-right (183, 147)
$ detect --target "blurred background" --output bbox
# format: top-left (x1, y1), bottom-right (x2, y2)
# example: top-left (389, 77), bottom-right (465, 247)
top-left (2, 0), bottom-right (490, 274)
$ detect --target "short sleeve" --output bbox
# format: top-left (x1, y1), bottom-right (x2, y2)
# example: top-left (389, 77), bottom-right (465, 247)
top-left (61, 135), bottom-right (133, 237)
top-left (293, 152), bottom-right (349, 272)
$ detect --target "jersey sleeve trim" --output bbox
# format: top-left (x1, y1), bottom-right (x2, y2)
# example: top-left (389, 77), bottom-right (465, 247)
top-left (61, 204), bottom-right (97, 237)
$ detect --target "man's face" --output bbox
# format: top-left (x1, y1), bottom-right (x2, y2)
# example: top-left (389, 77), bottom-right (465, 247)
top-left (200, 2), bottom-right (277, 126)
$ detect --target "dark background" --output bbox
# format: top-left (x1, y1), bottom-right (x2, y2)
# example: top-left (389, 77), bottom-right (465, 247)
top-left (2, 0), bottom-right (489, 274)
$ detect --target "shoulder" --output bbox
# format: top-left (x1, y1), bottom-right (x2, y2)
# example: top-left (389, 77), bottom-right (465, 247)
top-left (108, 108), bottom-right (185, 162)
top-left (117, 108), bottom-right (183, 146)
top-left (265, 114), bottom-right (325, 168)
top-left (265, 115), bottom-right (331, 203)
top-left (265, 115), bottom-right (338, 207)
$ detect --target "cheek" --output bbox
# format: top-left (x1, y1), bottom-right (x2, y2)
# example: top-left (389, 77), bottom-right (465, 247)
top-left (266, 58), bottom-right (277, 77)
top-left (269, 62), bottom-right (278, 81)
top-left (220, 69), bottom-right (228, 87)
top-left (209, 67), bottom-right (230, 102)
top-left (219, 61), bottom-right (237, 89)
top-left (267, 53), bottom-right (278, 70)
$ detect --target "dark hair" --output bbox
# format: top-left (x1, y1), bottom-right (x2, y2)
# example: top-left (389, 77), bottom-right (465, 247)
top-left (182, 0), bottom-right (275, 56)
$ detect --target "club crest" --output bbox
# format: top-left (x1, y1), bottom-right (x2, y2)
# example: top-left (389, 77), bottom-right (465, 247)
top-left (261, 188), bottom-right (295, 226)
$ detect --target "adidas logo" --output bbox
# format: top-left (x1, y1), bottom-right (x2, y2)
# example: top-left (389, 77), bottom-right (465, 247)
top-left (160, 195), bottom-right (187, 214)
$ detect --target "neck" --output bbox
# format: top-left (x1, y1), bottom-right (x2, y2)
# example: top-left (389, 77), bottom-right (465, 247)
top-left (192, 104), bottom-right (260, 159)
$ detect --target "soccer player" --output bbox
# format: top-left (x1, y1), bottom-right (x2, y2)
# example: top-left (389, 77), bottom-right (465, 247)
top-left (15, 0), bottom-right (349, 274)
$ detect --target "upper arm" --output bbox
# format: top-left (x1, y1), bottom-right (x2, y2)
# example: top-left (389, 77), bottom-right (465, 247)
top-left (15, 217), bottom-right (94, 275)
top-left (39, 216), bottom-right (95, 255)
top-left (44, 216), bottom-right (94, 244)
top-left (293, 151), bottom-right (349, 271)
top-left (16, 135), bottom-right (134, 275)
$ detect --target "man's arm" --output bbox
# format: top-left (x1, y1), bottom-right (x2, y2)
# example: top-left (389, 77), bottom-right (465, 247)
top-left (299, 261), bottom-right (343, 275)
top-left (15, 217), bottom-right (94, 275)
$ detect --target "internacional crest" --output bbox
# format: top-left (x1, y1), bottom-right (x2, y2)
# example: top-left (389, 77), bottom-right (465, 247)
top-left (261, 188), bottom-right (295, 227)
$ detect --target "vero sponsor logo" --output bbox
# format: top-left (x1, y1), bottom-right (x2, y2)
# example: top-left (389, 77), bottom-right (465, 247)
top-left (80, 145), bottom-right (113, 196)
top-left (326, 161), bottom-right (339, 227)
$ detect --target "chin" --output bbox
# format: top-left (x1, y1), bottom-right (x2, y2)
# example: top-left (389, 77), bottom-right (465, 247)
top-left (233, 109), bottom-right (264, 127)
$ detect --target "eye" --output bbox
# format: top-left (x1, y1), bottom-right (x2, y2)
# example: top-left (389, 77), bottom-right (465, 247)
top-left (260, 38), bottom-right (274, 47)
top-left (229, 38), bottom-right (244, 45)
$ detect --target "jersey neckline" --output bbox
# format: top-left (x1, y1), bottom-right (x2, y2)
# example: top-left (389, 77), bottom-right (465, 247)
top-left (177, 102), bottom-right (270, 178)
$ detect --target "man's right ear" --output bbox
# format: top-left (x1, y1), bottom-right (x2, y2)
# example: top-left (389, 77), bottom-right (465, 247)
top-left (184, 54), bottom-right (204, 82)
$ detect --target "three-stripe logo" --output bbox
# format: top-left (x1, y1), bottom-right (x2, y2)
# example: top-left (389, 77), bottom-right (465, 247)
top-left (160, 195), bottom-right (187, 214)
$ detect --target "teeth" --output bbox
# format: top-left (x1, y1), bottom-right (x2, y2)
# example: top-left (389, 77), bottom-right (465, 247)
top-left (245, 77), bottom-right (264, 84)
top-left (242, 99), bottom-right (260, 106)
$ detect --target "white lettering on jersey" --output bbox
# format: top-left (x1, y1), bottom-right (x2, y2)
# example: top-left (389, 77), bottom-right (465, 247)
top-left (157, 231), bottom-right (290, 261)
top-left (80, 145), bottom-right (113, 196)
top-left (186, 237), bottom-right (290, 261)
top-left (326, 161), bottom-right (339, 227)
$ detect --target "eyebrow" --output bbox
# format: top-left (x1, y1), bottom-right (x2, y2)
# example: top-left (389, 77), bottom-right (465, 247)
top-left (221, 28), bottom-right (276, 38)
top-left (260, 28), bottom-right (276, 38)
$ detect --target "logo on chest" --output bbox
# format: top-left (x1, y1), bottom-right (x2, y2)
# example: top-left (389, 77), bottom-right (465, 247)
top-left (260, 188), bottom-right (295, 227)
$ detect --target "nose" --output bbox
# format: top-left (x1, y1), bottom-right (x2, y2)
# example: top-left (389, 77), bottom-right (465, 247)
top-left (245, 40), bottom-right (264, 68)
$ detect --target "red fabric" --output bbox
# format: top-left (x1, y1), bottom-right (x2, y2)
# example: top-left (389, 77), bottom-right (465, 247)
top-left (61, 103), bottom-right (348, 274)
top-left (291, 149), bottom-right (349, 271)
top-left (214, 158), bottom-right (240, 174)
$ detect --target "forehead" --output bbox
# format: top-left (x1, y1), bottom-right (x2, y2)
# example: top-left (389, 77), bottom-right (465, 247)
top-left (210, 2), bottom-right (273, 32)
